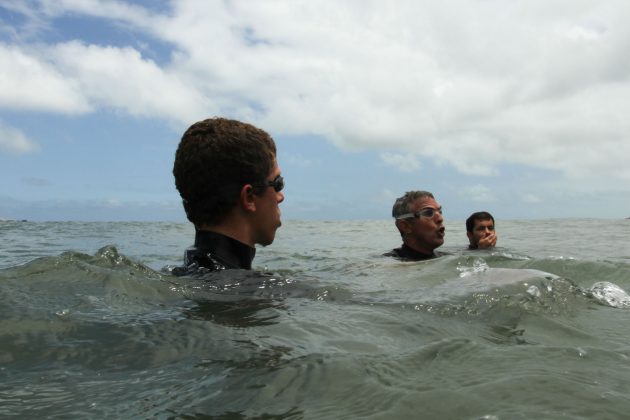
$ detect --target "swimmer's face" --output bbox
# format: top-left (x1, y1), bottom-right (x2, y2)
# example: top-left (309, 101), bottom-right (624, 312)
top-left (251, 161), bottom-right (284, 246)
top-left (468, 218), bottom-right (495, 248)
top-left (398, 196), bottom-right (445, 254)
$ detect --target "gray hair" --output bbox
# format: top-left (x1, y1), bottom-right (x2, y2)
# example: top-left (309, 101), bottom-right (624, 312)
top-left (392, 191), bottom-right (435, 218)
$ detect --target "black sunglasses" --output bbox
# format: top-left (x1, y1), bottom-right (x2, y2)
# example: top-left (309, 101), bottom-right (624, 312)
top-left (254, 175), bottom-right (284, 193)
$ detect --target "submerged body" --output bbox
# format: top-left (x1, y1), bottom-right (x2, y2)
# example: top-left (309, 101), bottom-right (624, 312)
top-left (383, 243), bottom-right (444, 261)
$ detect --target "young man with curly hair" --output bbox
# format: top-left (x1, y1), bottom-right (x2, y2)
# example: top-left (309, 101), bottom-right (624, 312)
top-left (172, 117), bottom-right (284, 273)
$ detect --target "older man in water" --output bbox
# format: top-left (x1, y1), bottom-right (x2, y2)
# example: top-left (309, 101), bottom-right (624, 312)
top-left (385, 190), bottom-right (446, 260)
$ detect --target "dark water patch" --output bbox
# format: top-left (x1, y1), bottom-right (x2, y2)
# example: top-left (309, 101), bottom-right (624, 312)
top-left (184, 299), bottom-right (286, 327)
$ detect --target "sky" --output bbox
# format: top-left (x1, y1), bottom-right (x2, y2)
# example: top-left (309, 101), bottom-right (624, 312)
top-left (1, 0), bottom-right (629, 222)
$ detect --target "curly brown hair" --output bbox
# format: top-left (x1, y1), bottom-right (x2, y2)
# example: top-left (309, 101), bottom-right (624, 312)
top-left (173, 118), bottom-right (277, 226)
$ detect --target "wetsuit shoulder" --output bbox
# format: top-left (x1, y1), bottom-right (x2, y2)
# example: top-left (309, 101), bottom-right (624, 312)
top-left (384, 244), bottom-right (436, 261)
top-left (171, 246), bottom-right (227, 276)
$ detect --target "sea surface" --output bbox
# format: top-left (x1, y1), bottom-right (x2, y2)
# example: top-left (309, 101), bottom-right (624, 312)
top-left (1, 218), bottom-right (630, 419)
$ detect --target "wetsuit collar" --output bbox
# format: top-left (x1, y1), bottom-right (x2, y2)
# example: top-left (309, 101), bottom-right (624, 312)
top-left (397, 243), bottom-right (436, 260)
top-left (193, 230), bottom-right (256, 270)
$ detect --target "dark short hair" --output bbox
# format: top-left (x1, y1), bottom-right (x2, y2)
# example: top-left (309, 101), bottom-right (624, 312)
top-left (392, 191), bottom-right (435, 218)
top-left (173, 117), bottom-right (277, 226)
top-left (466, 211), bottom-right (495, 232)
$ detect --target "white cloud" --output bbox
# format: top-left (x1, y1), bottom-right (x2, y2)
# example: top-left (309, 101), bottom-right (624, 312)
top-left (380, 152), bottom-right (421, 173)
top-left (50, 41), bottom-right (212, 124)
top-left (105, 198), bottom-right (122, 207)
top-left (522, 194), bottom-right (543, 204)
top-left (282, 152), bottom-right (317, 168)
top-left (559, 23), bottom-right (606, 41)
top-left (2, 0), bottom-right (630, 186)
top-left (380, 188), bottom-right (399, 207)
top-left (462, 185), bottom-right (497, 203)
top-left (37, 0), bottom-right (156, 22)
top-left (0, 121), bottom-right (39, 154)
top-left (0, 44), bottom-right (90, 113)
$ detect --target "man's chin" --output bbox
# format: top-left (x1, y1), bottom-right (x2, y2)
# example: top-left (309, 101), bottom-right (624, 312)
top-left (260, 231), bottom-right (278, 247)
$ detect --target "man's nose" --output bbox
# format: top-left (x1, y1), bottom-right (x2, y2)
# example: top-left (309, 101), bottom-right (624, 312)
top-left (277, 191), bottom-right (285, 203)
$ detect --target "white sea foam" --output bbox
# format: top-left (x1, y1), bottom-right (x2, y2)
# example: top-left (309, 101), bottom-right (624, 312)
top-left (588, 281), bottom-right (630, 308)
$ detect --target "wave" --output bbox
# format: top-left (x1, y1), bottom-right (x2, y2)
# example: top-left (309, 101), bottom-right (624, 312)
top-left (2, 244), bottom-right (630, 418)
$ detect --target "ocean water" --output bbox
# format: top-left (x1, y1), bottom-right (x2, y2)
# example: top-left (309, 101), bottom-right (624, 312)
top-left (1, 218), bottom-right (630, 419)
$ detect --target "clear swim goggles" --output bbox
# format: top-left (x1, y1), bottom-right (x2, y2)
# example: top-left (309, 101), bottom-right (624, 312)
top-left (395, 207), bottom-right (442, 220)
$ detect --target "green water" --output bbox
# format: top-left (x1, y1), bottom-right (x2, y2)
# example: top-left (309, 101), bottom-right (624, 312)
top-left (1, 219), bottom-right (629, 418)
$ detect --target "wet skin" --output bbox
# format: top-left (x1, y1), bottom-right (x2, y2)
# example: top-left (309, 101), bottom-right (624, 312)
top-left (468, 219), bottom-right (496, 249)
top-left (251, 163), bottom-right (284, 246)
top-left (398, 197), bottom-right (445, 255)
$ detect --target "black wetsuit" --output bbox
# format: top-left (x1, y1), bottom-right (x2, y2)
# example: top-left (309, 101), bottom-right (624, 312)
top-left (172, 230), bottom-right (256, 276)
top-left (384, 243), bottom-right (441, 261)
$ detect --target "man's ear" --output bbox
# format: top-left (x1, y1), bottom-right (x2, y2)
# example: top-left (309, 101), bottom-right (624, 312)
top-left (239, 184), bottom-right (257, 212)
top-left (466, 231), bottom-right (474, 243)
top-left (395, 219), bottom-right (411, 235)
